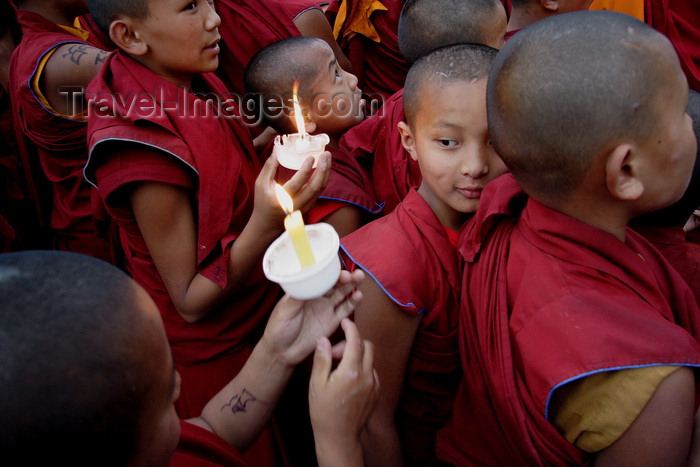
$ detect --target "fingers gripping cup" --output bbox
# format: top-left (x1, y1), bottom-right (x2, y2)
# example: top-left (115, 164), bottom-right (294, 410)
top-left (272, 133), bottom-right (330, 170)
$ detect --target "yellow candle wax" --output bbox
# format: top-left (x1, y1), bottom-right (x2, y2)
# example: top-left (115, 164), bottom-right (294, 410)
top-left (284, 210), bottom-right (316, 269)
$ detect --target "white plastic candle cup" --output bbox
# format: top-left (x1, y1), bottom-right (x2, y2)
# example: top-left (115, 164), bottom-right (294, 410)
top-left (262, 223), bottom-right (341, 299)
top-left (272, 133), bottom-right (330, 170)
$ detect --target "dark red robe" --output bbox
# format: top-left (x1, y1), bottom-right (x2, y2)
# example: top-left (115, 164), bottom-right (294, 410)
top-left (171, 421), bottom-right (250, 467)
top-left (436, 174), bottom-right (700, 466)
top-left (215, 0), bottom-right (321, 95)
top-left (633, 225), bottom-right (700, 307)
top-left (85, 51), bottom-right (285, 466)
top-left (9, 9), bottom-right (112, 260)
top-left (339, 89), bottom-right (420, 214)
top-left (645, 0), bottom-right (700, 92)
top-left (341, 189), bottom-right (461, 466)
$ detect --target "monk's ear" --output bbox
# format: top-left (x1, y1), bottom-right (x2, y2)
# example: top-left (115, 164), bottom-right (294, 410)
top-left (605, 143), bottom-right (644, 201)
top-left (541, 0), bottom-right (560, 12)
top-left (109, 17), bottom-right (148, 56)
top-left (398, 121), bottom-right (418, 161)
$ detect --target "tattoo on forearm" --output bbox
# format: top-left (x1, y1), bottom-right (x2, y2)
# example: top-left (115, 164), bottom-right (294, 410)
top-left (61, 44), bottom-right (90, 65)
top-left (220, 389), bottom-right (259, 414)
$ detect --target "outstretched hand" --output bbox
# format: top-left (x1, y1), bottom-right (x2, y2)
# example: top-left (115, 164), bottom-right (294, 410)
top-left (309, 318), bottom-right (379, 467)
top-left (261, 269), bottom-right (365, 366)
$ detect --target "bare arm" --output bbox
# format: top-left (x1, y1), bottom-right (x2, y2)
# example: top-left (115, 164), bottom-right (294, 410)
top-left (131, 148), bottom-right (332, 322)
top-left (190, 271), bottom-right (366, 451)
top-left (353, 275), bottom-right (421, 467)
top-left (41, 42), bottom-right (108, 115)
top-left (293, 7), bottom-right (353, 73)
top-left (594, 367), bottom-right (695, 467)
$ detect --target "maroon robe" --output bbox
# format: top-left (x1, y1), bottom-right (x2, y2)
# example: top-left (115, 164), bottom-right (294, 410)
top-left (645, 0), bottom-right (700, 92)
top-left (436, 174), bottom-right (700, 466)
top-left (634, 225), bottom-right (700, 307)
top-left (215, 0), bottom-right (321, 95)
top-left (339, 89), bottom-right (420, 214)
top-left (171, 421), bottom-right (250, 467)
top-left (9, 9), bottom-right (112, 260)
top-left (327, 0), bottom-right (409, 103)
top-left (341, 189), bottom-right (461, 466)
top-left (85, 51), bottom-right (285, 466)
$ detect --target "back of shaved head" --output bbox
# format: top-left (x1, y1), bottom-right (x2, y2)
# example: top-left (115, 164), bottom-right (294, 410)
top-left (0, 250), bottom-right (151, 465)
top-left (244, 36), bottom-right (326, 132)
top-left (398, 0), bottom-right (505, 63)
top-left (487, 11), bottom-right (681, 203)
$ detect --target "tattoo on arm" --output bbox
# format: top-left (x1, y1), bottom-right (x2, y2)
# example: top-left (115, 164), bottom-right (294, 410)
top-left (61, 44), bottom-right (90, 65)
top-left (220, 389), bottom-right (260, 414)
top-left (95, 51), bottom-right (108, 65)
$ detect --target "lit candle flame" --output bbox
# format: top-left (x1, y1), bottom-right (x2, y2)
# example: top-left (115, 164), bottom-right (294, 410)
top-left (275, 184), bottom-right (294, 215)
top-left (292, 81), bottom-right (306, 136)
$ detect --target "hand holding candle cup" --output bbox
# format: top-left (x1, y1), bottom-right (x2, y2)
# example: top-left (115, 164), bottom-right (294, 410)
top-left (272, 81), bottom-right (330, 170)
top-left (263, 184), bottom-right (341, 299)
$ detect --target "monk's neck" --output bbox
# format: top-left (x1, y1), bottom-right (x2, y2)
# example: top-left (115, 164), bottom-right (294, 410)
top-left (543, 197), bottom-right (630, 243)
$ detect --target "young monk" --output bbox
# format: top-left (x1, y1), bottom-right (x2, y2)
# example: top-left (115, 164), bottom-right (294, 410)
top-left (436, 12), bottom-right (700, 466)
top-left (505, 0), bottom-right (593, 40)
top-left (341, 43), bottom-right (507, 467)
top-left (245, 36), bottom-right (381, 237)
top-left (0, 250), bottom-right (378, 467)
top-left (215, 0), bottom-right (351, 97)
top-left (8, 0), bottom-right (114, 261)
top-left (84, 0), bottom-right (332, 464)
top-left (340, 0), bottom-right (507, 215)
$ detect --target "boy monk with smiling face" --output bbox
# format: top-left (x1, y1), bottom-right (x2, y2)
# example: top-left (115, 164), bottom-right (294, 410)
top-left (341, 43), bottom-right (507, 467)
top-left (339, 0), bottom-right (507, 215)
top-left (84, 1), bottom-right (332, 465)
top-left (437, 11), bottom-right (700, 466)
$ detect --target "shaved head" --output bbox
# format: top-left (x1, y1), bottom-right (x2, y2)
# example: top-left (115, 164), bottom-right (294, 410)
top-left (403, 43), bottom-right (497, 128)
top-left (487, 11), bottom-right (681, 203)
top-left (244, 36), bottom-right (326, 132)
top-left (398, 0), bottom-right (506, 63)
top-left (0, 251), bottom-right (155, 465)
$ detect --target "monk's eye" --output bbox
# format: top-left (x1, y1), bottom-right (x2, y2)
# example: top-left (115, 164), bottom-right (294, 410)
top-left (184, 1), bottom-right (197, 11)
top-left (438, 139), bottom-right (458, 148)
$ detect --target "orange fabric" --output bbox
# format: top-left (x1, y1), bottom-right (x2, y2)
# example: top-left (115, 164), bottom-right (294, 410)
top-left (333, 0), bottom-right (388, 42)
top-left (590, 0), bottom-right (644, 20)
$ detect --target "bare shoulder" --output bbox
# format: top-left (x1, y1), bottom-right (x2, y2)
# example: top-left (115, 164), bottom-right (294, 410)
top-left (594, 367), bottom-right (695, 467)
top-left (42, 42), bottom-right (109, 115)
